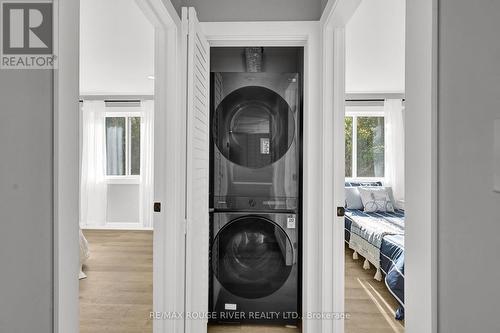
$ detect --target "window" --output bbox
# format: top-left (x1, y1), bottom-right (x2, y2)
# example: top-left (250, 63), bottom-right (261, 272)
top-left (106, 116), bottom-right (141, 176)
top-left (345, 114), bottom-right (385, 179)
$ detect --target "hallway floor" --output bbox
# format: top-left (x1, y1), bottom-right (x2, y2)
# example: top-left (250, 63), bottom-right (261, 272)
top-left (79, 230), bottom-right (403, 333)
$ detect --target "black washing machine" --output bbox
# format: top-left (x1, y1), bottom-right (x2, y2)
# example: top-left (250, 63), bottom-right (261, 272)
top-left (211, 72), bottom-right (301, 211)
top-left (209, 212), bottom-right (299, 324)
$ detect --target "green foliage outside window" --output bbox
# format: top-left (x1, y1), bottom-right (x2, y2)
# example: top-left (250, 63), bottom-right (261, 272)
top-left (357, 117), bottom-right (384, 177)
top-left (345, 117), bottom-right (353, 177)
top-left (130, 117), bottom-right (141, 175)
top-left (106, 116), bottom-right (141, 176)
top-left (345, 116), bottom-right (385, 178)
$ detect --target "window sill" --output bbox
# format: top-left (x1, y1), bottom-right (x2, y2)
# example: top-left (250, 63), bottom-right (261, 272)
top-left (105, 176), bottom-right (140, 185)
top-left (396, 200), bottom-right (405, 210)
top-left (345, 177), bottom-right (385, 183)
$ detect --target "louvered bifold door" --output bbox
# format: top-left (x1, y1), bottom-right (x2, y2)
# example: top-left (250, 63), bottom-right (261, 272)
top-left (182, 7), bottom-right (210, 333)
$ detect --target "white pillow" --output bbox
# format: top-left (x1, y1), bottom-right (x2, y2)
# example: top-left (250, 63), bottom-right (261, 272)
top-left (345, 187), bottom-right (364, 209)
top-left (382, 186), bottom-right (397, 208)
top-left (358, 187), bottom-right (395, 213)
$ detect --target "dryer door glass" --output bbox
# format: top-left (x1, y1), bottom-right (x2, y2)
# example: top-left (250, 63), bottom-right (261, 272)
top-left (212, 216), bottom-right (294, 299)
top-left (213, 86), bottom-right (295, 169)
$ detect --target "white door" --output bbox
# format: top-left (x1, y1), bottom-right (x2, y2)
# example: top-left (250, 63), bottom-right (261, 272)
top-left (182, 7), bottom-right (210, 333)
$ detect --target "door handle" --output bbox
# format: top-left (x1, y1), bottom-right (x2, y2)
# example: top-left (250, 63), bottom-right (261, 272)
top-left (337, 207), bottom-right (345, 217)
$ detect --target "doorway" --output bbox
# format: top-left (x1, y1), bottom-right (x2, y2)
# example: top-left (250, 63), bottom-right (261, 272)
top-left (54, 0), bottom-right (185, 332)
top-left (342, 1), bottom-right (406, 331)
top-left (78, 1), bottom-right (155, 332)
top-left (321, 0), bottom-right (437, 333)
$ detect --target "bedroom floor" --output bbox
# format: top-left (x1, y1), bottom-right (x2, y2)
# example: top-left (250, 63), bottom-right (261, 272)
top-left (79, 230), bottom-right (153, 333)
top-left (345, 245), bottom-right (405, 333)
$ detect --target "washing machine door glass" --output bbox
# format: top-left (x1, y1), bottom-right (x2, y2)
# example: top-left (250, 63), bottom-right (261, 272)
top-left (212, 216), bottom-right (294, 299)
top-left (213, 86), bottom-right (295, 169)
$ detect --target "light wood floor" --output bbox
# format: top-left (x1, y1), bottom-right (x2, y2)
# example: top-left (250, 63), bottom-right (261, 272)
top-left (208, 246), bottom-right (404, 333)
top-left (80, 230), bottom-right (153, 333)
top-left (80, 230), bottom-right (403, 333)
top-left (345, 245), bottom-right (404, 333)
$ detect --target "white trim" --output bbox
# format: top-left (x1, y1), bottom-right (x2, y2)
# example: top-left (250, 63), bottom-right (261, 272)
top-left (104, 111), bottom-right (142, 116)
top-left (54, 0), bottom-right (80, 332)
top-left (345, 105), bottom-right (385, 116)
top-left (323, 1), bottom-right (438, 333)
top-left (320, 1), bottom-right (361, 330)
top-left (201, 21), bottom-right (322, 333)
top-left (135, 1), bottom-right (185, 333)
top-left (405, 0), bottom-right (438, 332)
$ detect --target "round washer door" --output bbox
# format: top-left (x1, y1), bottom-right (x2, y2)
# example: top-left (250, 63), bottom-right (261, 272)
top-left (213, 86), bottom-right (295, 169)
top-left (212, 216), bottom-right (294, 299)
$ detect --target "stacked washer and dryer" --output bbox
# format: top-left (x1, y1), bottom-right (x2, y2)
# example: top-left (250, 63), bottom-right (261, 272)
top-left (209, 47), bottom-right (303, 325)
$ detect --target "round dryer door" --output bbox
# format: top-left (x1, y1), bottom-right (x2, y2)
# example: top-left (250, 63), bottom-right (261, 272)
top-left (212, 216), bottom-right (294, 299)
top-left (213, 86), bottom-right (295, 169)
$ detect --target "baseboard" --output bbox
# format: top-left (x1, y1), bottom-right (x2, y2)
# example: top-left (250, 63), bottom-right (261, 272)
top-left (81, 223), bottom-right (153, 231)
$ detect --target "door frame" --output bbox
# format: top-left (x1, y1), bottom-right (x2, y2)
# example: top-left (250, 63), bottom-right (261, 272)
top-left (321, 0), bottom-right (438, 333)
top-left (201, 21), bottom-right (325, 333)
top-left (53, 0), bottom-right (185, 332)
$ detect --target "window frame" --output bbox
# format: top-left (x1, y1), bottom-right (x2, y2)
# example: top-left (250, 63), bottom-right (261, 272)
top-left (104, 110), bottom-right (142, 184)
top-left (345, 105), bottom-right (385, 182)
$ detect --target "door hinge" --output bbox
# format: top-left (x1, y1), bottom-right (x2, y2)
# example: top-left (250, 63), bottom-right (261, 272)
top-left (153, 202), bottom-right (161, 213)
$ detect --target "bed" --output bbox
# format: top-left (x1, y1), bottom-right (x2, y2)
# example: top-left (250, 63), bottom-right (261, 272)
top-left (79, 229), bottom-right (90, 279)
top-left (344, 184), bottom-right (406, 320)
top-left (380, 234), bottom-right (405, 320)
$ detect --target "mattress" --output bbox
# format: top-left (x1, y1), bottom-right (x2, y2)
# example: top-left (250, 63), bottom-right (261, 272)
top-left (347, 209), bottom-right (404, 273)
top-left (79, 229), bottom-right (90, 280)
top-left (381, 234), bottom-right (405, 320)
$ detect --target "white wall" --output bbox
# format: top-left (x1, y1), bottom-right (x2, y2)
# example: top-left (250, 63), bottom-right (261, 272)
top-left (346, 0), bottom-right (405, 93)
top-left (80, 0), bottom-right (154, 95)
top-left (438, 0), bottom-right (500, 331)
top-left (106, 184), bottom-right (140, 223)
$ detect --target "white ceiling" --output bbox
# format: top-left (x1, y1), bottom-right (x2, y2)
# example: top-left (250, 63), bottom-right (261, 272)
top-left (346, 0), bottom-right (406, 94)
top-left (177, 0), bottom-right (322, 21)
top-left (80, 0), bottom-right (405, 95)
top-left (80, 0), bottom-right (154, 95)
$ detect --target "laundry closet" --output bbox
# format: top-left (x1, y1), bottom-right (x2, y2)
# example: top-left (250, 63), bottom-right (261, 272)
top-left (208, 47), bottom-right (304, 325)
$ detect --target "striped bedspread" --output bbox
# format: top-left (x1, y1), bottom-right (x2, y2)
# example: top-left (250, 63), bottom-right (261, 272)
top-left (381, 234), bottom-right (405, 320)
top-left (347, 209), bottom-right (404, 275)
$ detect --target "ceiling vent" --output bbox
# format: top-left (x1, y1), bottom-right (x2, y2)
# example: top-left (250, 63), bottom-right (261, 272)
top-left (245, 47), bottom-right (264, 72)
